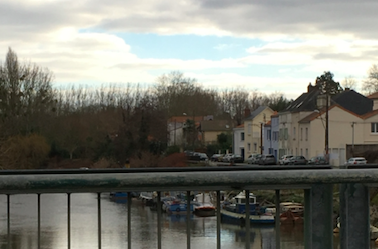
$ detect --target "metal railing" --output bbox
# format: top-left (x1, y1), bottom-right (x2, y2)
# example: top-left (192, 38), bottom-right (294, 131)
top-left (0, 165), bottom-right (376, 249)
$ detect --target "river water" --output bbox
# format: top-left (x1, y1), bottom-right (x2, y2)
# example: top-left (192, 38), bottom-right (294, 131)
top-left (0, 193), bottom-right (369, 249)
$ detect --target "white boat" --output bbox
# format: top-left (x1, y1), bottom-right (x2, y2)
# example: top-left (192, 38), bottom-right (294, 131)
top-left (220, 191), bottom-right (275, 226)
top-left (193, 193), bottom-right (216, 217)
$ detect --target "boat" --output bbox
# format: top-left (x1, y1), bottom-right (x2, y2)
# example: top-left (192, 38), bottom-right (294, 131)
top-left (220, 191), bottom-right (275, 226)
top-left (193, 193), bottom-right (216, 217)
top-left (165, 200), bottom-right (194, 215)
top-left (109, 192), bottom-right (130, 203)
top-left (279, 202), bottom-right (304, 225)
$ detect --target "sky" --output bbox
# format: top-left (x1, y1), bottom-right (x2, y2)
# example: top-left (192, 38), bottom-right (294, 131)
top-left (1, 0), bottom-right (378, 99)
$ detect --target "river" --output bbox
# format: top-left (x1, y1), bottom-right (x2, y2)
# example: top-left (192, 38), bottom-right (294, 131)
top-left (0, 193), bottom-right (371, 248)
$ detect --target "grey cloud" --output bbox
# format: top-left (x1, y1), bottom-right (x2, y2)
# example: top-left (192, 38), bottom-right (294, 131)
top-left (2, 0), bottom-right (378, 40)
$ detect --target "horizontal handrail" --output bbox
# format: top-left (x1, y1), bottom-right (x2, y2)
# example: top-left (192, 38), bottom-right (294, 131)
top-left (0, 165), bottom-right (332, 175)
top-left (0, 167), bottom-right (378, 194)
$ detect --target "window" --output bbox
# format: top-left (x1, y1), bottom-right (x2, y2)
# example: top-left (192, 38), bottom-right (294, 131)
top-left (293, 127), bottom-right (296, 140)
top-left (300, 148), bottom-right (303, 156)
top-left (241, 132), bottom-right (245, 141)
top-left (267, 129), bottom-right (271, 140)
top-left (248, 143), bottom-right (251, 151)
top-left (279, 129), bottom-right (283, 140)
top-left (372, 123), bottom-right (378, 133)
top-left (248, 124), bottom-right (252, 134)
top-left (284, 128), bottom-right (288, 140)
top-left (305, 128), bottom-right (308, 141)
top-left (254, 143), bottom-right (257, 152)
top-left (306, 148), bottom-right (308, 158)
top-left (300, 128), bottom-right (303, 141)
top-left (273, 131), bottom-right (279, 141)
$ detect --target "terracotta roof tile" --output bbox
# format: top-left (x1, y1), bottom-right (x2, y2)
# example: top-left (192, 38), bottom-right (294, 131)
top-left (368, 92), bottom-right (378, 99)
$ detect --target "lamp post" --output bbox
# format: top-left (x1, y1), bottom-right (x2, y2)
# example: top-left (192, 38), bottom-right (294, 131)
top-left (325, 93), bottom-right (329, 163)
top-left (351, 122), bottom-right (355, 155)
top-left (260, 122), bottom-right (263, 155)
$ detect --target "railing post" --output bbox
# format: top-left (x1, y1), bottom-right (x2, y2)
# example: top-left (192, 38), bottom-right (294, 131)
top-left (304, 184), bottom-right (333, 249)
top-left (339, 183), bottom-right (370, 249)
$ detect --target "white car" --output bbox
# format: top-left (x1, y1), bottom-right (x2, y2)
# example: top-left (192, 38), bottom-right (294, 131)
top-left (246, 154), bottom-right (261, 164)
top-left (279, 155), bottom-right (294, 165)
top-left (345, 157), bottom-right (367, 165)
top-left (222, 154), bottom-right (234, 162)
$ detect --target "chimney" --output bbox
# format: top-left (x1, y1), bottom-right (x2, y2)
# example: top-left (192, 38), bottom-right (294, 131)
top-left (244, 107), bottom-right (251, 118)
top-left (345, 87), bottom-right (350, 91)
top-left (307, 83), bottom-right (317, 92)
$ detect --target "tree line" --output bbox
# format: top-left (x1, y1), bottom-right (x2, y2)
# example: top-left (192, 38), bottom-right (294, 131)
top-left (2, 48), bottom-right (372, 169)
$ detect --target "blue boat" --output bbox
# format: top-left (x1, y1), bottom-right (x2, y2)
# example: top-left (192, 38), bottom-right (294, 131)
top-left (109, 192), bottom-right (129, 203)
top-left (220, 191), bottom-right (275, 226)
top-left (165, 200), bottom-right (194, 215)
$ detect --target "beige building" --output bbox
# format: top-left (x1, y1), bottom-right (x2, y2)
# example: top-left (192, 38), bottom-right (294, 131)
top-left (199, 120), bottom-right (234, 145)
top-left (278, 85), bottom-right (377, 166)
top-left (298, 104), bottom-right (363, 165)
top-left (243, 106), bottom-right (274, 159)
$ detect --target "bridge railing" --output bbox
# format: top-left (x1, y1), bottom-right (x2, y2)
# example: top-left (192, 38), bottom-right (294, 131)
top-left (0, 165), bottom-right (376, 249)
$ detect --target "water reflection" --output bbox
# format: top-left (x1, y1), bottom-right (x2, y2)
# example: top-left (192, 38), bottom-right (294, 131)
top-left (0, 193), bottom-right (312, 249)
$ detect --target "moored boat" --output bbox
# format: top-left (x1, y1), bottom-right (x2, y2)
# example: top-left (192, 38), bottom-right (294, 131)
top-left (193, 193), bottom-right (216, 217)
top-left (165, 200), bottom-right (194, 215)
top-left (220, 191), bottom-right (275, 226)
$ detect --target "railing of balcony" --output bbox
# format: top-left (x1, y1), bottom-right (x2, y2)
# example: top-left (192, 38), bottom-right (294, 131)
top-left (0, 165), bottom-right (376, 249)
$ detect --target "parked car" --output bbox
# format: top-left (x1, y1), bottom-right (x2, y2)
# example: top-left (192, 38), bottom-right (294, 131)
top-left (210, 154), bottom-right (223, 162)
top-left (258, 154), bottom-right (276, 165)
top-left (222, 154), bottom-right (234, 162)
top-left (193, 152), bottom-right (209, 161)
top-left (246, 154), bottom-right (261, 164)
top-left (345, 157), bottom-right (367, 165)
top-left (288, 156), bottom-right (308, 165)
top-left (308, 156), bottom-right (328, 165)
top-left (230, 154), bottom-right (244, 163)
top-left (279, 155), bottom-right (293, 165)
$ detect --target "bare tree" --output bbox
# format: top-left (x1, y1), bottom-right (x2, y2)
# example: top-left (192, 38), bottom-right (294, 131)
top-left (0, 47), bottom-right (55, 136)
top-left (363, 64), bottom-right (378, 95)
top-left (342, 76), bottom-right (358, 90)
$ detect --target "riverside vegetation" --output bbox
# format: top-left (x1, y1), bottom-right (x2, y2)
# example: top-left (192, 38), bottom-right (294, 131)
top-left (0, 48), bottom-right (293, 170)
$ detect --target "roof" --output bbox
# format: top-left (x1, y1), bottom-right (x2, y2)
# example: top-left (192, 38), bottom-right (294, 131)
top-left (361, 109), bottom-right (378, 119)
top-left (244, 106), bottom-right (270, 120)
top-left (368, 92), bottom-right (378, 99)
top-left (285, 88), bottom-right (372, 116)
top-left (332, 90), bottom-right (372, 115)
top-left (199, 120), bottom-right (233, 132)
top-left (298, 104), bottom-right (362, 123)
top-left (284, 90), bottom-right (320, 113)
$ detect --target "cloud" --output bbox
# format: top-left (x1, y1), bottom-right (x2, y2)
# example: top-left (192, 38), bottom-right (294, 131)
top-left (1, 0), bottom-right (378, 99)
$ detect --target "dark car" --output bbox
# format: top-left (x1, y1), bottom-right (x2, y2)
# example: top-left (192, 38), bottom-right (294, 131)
top-left (288, 156), bottom-right (307, 165)
top-left (308, 156), bottom-right (328, 165)
top-left (258, 154), bottom-right (276, 165)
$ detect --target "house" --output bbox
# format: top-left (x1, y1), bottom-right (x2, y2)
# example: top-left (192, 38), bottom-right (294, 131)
top-left (263, 113), bottom-right (279, 159)
top-left (233, 124), bottom-right (245, 158)
top-left (243, 106), bottom-right (275, 159)
top-left (278, 84), bottom-right (321, 159)
top-left (199, 119), bottom-right (234, 145)
top-left (279, 84), bottom-right (374, 165)
top-left (298, 104), bottom-right (363, 165)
